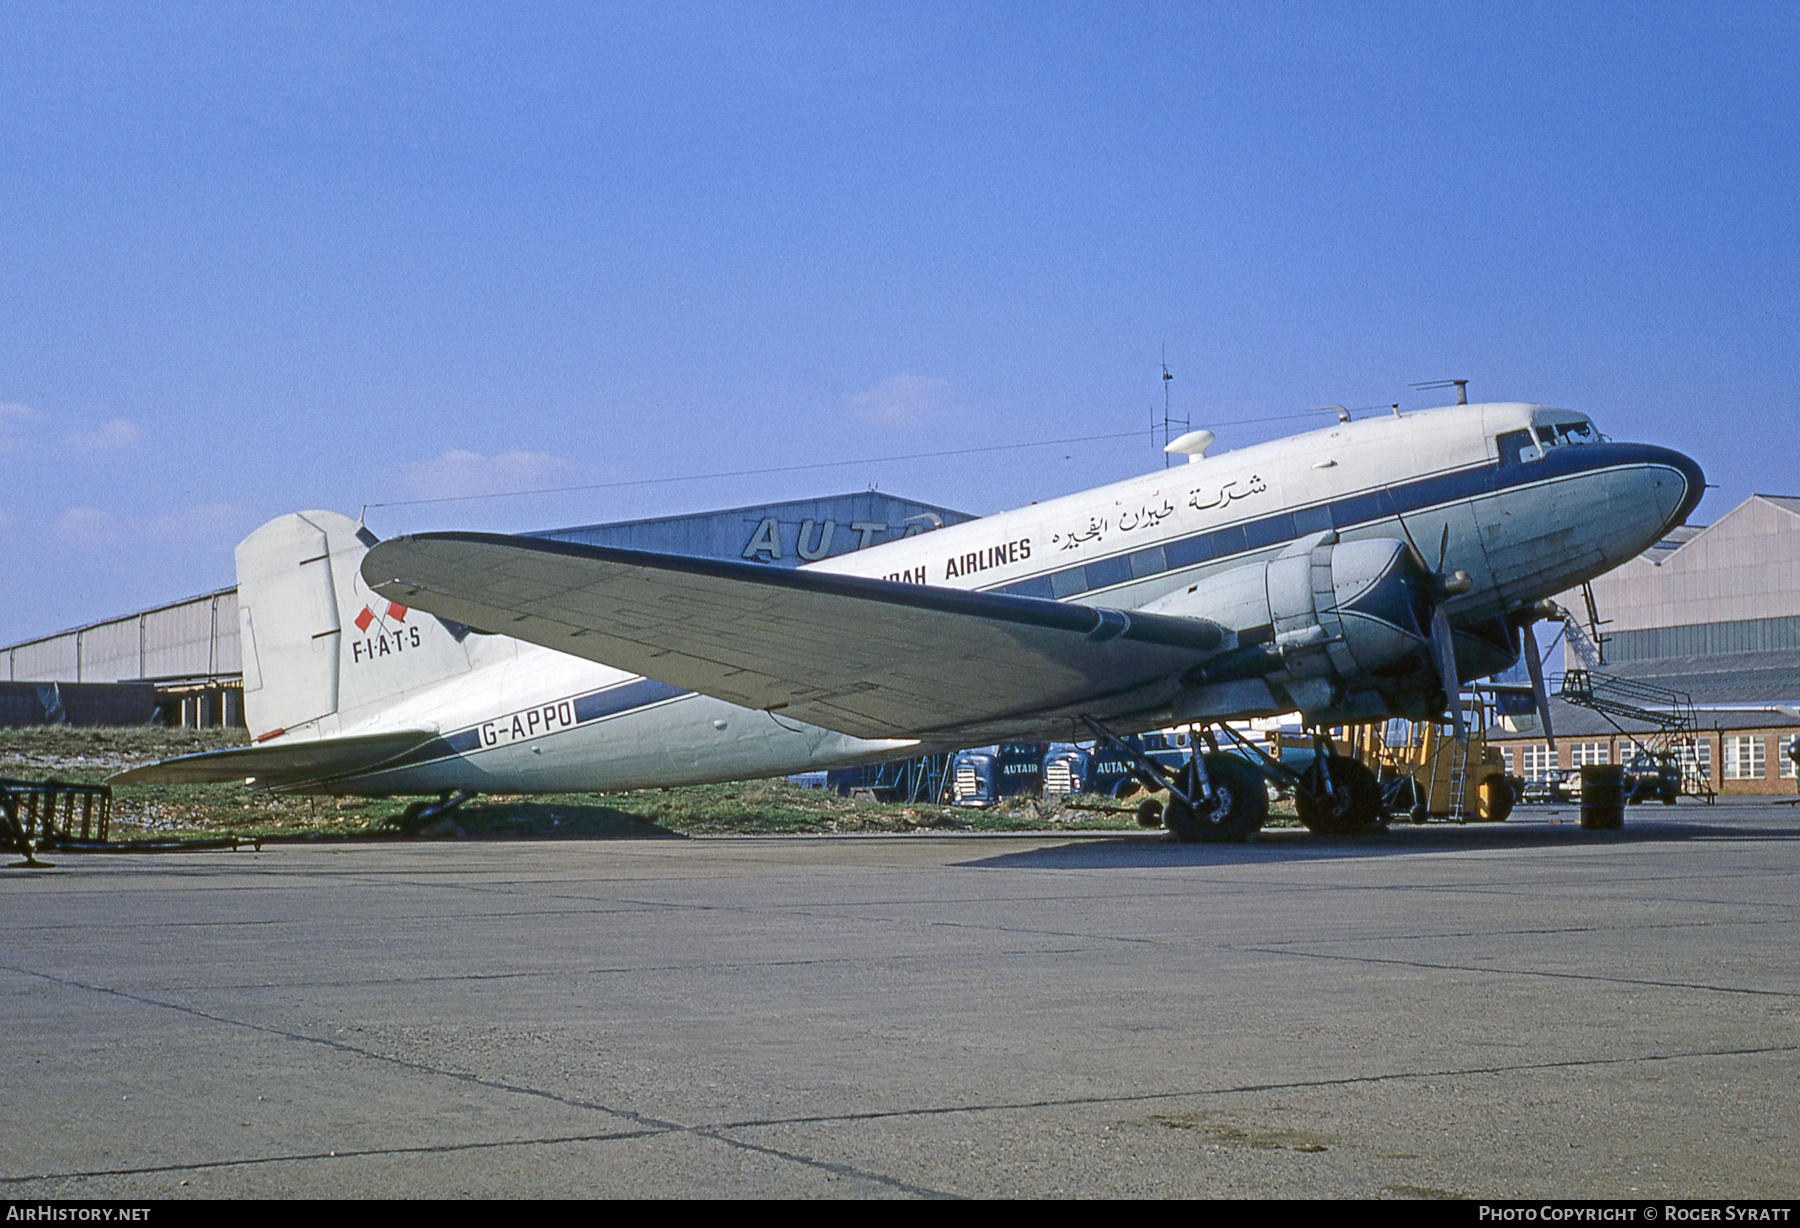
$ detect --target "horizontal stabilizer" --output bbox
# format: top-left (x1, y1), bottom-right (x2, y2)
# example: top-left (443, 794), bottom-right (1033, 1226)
top-left (111, 729), bottom-right (438, 788)
top-left (362, 534), bottom-right (1229, 740)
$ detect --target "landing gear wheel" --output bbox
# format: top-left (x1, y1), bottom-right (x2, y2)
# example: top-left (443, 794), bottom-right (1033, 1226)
top-left (1383, 776), bottom-right (1428, 824)
top-left (1135, 797), bottom-right (1164, 828)
top-left (1474, 776), bottom-right (1516, 823)
top-left (396, 789), bottom-right (477, 835)
top-left (1163, 755), bottom-right (1268, 844)
top-left (1297, 756), bottom-right (1382, 836)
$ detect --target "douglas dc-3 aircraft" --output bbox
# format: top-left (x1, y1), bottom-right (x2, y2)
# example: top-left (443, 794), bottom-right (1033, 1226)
top-left (118, 400), bottom-right (1703, 841)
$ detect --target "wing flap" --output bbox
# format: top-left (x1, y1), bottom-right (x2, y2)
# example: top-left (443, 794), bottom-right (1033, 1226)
top-left (363, 534), bottom-right (1228, 739)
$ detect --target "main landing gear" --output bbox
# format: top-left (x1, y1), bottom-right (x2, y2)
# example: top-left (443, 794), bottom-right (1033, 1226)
top-left (1080, 717), bottom-right (1268, 843)
top-left (1162, 755), bottom-right (1270, 843)
top-left (1293, 738), bottom-right (1384, 836)
top-left (397, 789), bottom-right (478, 834)
top-left (1082, 716), bottom-right (1386, 843)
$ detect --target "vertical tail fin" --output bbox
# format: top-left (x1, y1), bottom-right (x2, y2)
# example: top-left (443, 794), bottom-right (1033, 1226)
top-left (236, 511), bottom-right (472, 740)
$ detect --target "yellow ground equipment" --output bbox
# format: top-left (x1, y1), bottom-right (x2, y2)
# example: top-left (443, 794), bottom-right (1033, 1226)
top-left (1313, 696), bottom-right (1519, 823)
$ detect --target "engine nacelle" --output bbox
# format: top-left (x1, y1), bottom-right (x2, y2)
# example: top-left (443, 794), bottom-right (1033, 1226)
top-left (1141, 534), bottom-right (1438, 724)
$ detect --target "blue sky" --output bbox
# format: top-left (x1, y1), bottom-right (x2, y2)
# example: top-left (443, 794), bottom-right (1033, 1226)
top-left (2, 3), bottom-right (1795, 642)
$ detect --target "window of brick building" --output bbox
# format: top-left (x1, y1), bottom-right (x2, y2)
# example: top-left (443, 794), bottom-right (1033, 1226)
top-left (1723, 735), bottom-right (1766, 781)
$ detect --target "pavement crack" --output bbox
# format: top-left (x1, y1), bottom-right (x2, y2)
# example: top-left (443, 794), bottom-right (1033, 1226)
top-left (0, 1130), bottom-right (663, 1185)
top-left (707, 1041), bottom-right (1800, 1131)
top-left (0, 962), bottom-right (950, 1196)
top-left (1237, 945), bottom-right (1800, 997)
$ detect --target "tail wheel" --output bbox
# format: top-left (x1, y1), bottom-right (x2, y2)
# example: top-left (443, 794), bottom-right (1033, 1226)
top-left (1297, 757), bottom-right (1382, 836)
top-left (1163, 755), bottom-right (1268, 844)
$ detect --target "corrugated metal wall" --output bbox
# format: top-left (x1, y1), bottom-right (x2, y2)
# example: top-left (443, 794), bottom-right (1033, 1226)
top-left (1605, 614), bottom-right (1800, 663)
top-left (1570, 496), bottom-right (1800, 633)
top-left (1, 492), bottom-right (974, 684)
top-left (3, 589), bottom-right (240, 684)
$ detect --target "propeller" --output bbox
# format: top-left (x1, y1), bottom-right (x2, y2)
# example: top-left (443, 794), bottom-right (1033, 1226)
top-left (1397, 515), bottom-right (1473, 739)
top-left (1519, 603), bottom-right (1558, 751)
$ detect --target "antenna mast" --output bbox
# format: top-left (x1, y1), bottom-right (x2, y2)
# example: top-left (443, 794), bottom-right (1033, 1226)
top-left (1154, 347), bottom-right (1189, 469)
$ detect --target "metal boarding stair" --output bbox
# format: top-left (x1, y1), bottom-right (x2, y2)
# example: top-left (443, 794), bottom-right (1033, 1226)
top-left (860, 752), bottom-right (951, 804)
top-left (1561, 615), bottom-right (1606, 671)
top-left (1, 777), bottom-right (113, 855)
top-left (1557, 669), bottom-right (1715, 800)
top-left (1559, 669), bottom-right (1698, 731)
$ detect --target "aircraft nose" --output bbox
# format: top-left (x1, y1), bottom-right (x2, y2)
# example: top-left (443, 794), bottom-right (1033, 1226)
top-left (1647, 444), bottom-right (1706, 532)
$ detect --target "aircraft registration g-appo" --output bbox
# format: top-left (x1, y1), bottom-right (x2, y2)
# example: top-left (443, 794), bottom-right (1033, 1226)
top-left (117, 399), bottom-right (1703, 841)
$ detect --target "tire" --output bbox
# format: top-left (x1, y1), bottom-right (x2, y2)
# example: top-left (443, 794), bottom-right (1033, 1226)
top-left (397, 799), bottom-right (433, 834)
top-left (1163, 755), bottom-right (1268, 843)
top-left (1475, 775), bottom-right (1516, 823)
top-left (1296, 756), bottom-right (1383, 836)
top-left (1135, 797), bottom-right (1164, 828)
top-left (1382, 776), bottom-right (1428, 824)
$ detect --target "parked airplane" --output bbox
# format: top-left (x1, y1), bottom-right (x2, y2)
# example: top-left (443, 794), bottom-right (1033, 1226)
top-left (120, 400), bottom-right (1702, 840)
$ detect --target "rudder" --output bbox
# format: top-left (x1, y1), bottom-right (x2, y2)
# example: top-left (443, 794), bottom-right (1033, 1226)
top-left (236, 511), bottom-right (473, 740)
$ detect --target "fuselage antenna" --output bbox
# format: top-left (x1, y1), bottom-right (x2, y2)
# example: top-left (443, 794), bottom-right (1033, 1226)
top-left (1411, 379), bottom-right (1469, 405)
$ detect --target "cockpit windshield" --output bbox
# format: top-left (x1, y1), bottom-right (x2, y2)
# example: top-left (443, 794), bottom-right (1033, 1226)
top-left (1499, 417), bottom-right (1607, 465)
top-left (1535, 420), bottom-right (1604, 448)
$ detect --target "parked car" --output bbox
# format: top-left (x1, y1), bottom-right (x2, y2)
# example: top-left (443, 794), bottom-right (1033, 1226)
top-left (1520, 769), bottom-right (1579, 805)
top-left (1624, 751), bottom-right (1681, 805)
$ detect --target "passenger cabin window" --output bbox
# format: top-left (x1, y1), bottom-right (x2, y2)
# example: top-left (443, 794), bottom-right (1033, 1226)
top-left (1496, 429), bottom-right (1538, 466)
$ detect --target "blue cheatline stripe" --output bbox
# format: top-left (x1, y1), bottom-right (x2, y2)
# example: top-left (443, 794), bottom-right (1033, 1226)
top-left (346, 679), bottom-right (694, 777)
top-left (573, 678), bottom-right (690, 722)
top-left (993, 444), bottom-right (1680, 602)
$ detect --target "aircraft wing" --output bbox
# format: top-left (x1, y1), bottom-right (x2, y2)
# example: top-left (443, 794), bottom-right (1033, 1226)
top-left (362, 533), bottom-right (1229, 741)
top-left (111, 729), bottom-right (439, 789)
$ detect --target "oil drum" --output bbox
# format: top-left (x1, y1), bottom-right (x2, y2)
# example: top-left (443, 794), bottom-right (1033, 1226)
top-left (1580, 764), bottom-right (1626, 830)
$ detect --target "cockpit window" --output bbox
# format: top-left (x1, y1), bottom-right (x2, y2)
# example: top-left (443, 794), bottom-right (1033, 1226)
top-left (1533, 420), bottom-right (1604, 451)
top-left (1496, 429), bottom-right (1538, 466)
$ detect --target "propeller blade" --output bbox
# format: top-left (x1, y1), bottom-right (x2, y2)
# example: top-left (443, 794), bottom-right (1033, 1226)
top-left (1429, 603), bottom-right (1466, 740)
top-left (1522, 622), bottom-right (1557, 751)
top-left (1436, 523), bottom-right (1450, 573)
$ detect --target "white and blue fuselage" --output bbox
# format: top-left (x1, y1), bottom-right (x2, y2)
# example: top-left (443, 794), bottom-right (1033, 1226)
top-left (261, 402), bottom-right (1701, 795)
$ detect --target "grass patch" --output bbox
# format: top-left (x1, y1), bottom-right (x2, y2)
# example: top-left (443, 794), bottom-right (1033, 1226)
top-left (1, 725), bottom-right (1154, 842)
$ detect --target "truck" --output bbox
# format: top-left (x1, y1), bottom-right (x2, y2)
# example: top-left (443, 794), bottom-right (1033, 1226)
top-left (1332, 698), bottom-right (1520, 823)
top-left (946, 744), bottom-right (1047, 806)
top-left (1041, 734), bottom-right (1190, 799)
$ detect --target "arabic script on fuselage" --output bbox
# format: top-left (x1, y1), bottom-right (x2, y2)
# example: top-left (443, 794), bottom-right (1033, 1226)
top-left (1189, 473), bottom-right (1266, 514)
top-left (1052, 515), bottom-right (1110, 551)
top-left (1118, 499), bottom-right (1175, 533)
